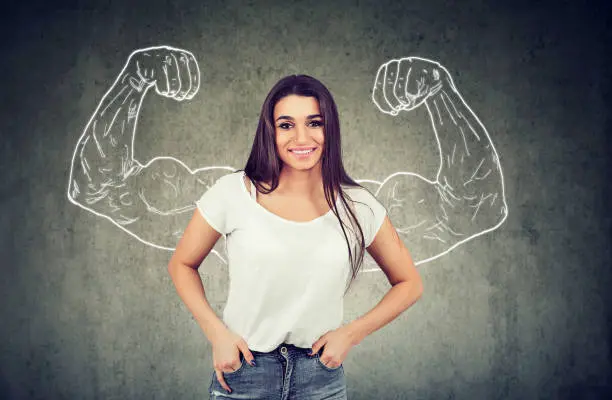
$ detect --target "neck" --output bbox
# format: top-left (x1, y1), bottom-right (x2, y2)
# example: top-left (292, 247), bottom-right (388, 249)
top-left (276, 165), bottom-right (324, 197)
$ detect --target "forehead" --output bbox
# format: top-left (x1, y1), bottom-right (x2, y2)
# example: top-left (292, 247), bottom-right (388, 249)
top-left (273, 95), bottom-right (320, 117)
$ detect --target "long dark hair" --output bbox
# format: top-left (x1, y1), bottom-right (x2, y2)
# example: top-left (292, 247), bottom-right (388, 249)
top-left (239, 74), bottom-right (368, 295)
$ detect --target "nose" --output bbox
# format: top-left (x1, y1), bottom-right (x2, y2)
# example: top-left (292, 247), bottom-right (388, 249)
top-left (294, 124), bottom-right (310, 142)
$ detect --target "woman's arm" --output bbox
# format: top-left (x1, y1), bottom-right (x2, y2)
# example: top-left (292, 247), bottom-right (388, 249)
top-left (310, 216), bottom-right (421, 367)
top-left (346, 215), bottom-right (423, 344)
top-left (167, 210), bottom-right (228, 344)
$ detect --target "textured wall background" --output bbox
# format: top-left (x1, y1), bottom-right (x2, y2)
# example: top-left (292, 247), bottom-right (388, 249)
top-left (1, 0), bottom-right (610, 399)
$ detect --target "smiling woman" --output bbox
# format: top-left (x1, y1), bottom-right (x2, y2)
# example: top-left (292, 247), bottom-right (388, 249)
top-left (243, 75), bottom-right (376, 293)
top-left (167, 74), bottom-right (422, 399)
top-left (275, 96), bottom-right (325, 164)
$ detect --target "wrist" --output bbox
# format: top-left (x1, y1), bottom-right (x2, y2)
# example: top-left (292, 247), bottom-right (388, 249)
top-left (200, 319), bottom-right (229, 345)
top-left (345, 320), bottom-right (367, 345)
top-left (122, 69), bottom-right (149, 93)
top-left (122, 58), bottom-right (152, 93)
top-left (208, 325), bottom-right (227, 343)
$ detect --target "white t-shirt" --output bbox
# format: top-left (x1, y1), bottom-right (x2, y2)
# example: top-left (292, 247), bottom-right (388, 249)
top-left (195, 170), bottom-right (386, 352)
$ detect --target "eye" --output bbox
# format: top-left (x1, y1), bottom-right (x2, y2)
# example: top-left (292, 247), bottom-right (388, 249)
top-left (308, 120), bottom-right (323, 127)
top-left (278, 122), bottom-right (293, 130)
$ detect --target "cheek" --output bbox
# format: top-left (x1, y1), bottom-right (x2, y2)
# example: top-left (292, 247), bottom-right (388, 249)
top-left (275, 134), bottom-right (287, 148)
top-left (275, 135), bottom-right (291, 155)
top-left (316, 130), bottom-right (325, 145)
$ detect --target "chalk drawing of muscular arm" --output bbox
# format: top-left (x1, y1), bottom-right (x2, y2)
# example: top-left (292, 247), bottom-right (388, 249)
top-left (67, 46), bottom-right (234, 263)
top-left (67, 47), bottom-right (508, 269)
top-left (368, 57), bottom-right (508, 267)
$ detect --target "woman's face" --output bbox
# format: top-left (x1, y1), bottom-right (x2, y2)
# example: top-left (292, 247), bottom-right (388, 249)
top-left (273, 94), bottom-right (325, 173)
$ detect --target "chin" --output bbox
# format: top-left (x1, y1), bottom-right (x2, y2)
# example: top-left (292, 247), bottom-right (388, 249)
top-left (283, 159), bottom-right (323, 171)
top-left (286, 163), bottom-right (320, 171)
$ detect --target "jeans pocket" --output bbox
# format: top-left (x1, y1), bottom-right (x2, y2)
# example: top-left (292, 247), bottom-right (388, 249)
top-left (315, 354), bottom-right (342, 371)
top-left (222, 353), bottom-right (245, 376)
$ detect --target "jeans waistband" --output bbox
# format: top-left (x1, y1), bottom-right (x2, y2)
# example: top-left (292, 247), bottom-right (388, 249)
top-left (251, 342), bottom-right (312, 356)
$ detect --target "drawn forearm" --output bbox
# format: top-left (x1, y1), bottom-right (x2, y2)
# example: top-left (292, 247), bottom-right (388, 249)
top-left (69, 72), bottom-right (149, 202)
top-left (424, 82), bottom-right (505, 226)
top-left (426, 82), bottom-right (500, 193)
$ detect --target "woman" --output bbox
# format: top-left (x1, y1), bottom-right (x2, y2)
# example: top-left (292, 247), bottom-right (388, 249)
top-left (167, 74), bottom-right (423, 399)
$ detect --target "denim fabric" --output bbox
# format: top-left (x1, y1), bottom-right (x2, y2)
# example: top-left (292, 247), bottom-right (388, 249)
top-left (209, 342), bottom-right (347, 399)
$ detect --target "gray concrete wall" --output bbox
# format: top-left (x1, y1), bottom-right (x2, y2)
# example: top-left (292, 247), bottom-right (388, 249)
top-left (1, 0), bottom-right (610, 398)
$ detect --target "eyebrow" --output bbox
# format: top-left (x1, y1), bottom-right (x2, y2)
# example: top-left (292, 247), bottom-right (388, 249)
top-left (275, 114), bottom-right (323, 121)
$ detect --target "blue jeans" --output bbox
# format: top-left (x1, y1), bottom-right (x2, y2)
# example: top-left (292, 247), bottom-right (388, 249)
top-left (208, 342), bottom-right (347, 399)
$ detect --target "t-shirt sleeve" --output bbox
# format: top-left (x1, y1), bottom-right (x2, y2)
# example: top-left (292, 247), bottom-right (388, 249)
top-left (195, 174), bottom-right (231, 235)
top-left (353, 188), bottom-right (387, 248)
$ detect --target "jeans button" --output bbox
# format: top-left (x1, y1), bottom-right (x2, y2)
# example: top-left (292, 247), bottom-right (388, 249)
top-left (280, 346), bottom-right (287, 354)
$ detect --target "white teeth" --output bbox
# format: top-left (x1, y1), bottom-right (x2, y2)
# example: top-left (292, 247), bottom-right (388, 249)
top-left (291, 149), bottom-right (314, 154)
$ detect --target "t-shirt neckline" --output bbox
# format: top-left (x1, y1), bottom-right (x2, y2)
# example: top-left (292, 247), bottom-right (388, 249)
top-left (240, 171), bottom-right (338, 225)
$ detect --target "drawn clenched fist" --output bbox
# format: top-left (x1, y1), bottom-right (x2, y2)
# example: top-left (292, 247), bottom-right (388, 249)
top-left (372, 57), bottom-right (454, 115)
top-left (126, 45), bottom-right (200, 100)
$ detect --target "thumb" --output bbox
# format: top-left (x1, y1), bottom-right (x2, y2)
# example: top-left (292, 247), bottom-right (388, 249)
top-left (238, 340), bottom-right (256, 366)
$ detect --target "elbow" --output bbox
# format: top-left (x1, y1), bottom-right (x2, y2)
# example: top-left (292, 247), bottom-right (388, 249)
top-left (397, 276), bottom-right (423, 303)
top-left (481, 199), bottom-right (509, 229)
top-left (66, 180), bottom-right (81, 205)
top-left (409, 273), bottom-right (424, 301)
top-left (414, 278), bottom-right (424, 300)
top-left (167, 257), bottom-right (179, 274)
top-left (167, 258), bottom-right (197, 275)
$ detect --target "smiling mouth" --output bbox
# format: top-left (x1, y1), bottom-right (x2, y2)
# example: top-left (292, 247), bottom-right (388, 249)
top-left (289, 147), bottom-right (316, 154)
